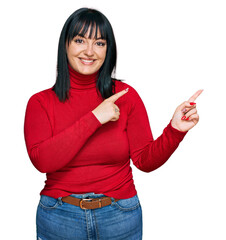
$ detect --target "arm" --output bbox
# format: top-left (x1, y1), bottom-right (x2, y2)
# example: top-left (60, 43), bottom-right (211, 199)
top-left (24, 95), bottom-right (102, 173)
top-left (126, 87), bottom-right (188, 173)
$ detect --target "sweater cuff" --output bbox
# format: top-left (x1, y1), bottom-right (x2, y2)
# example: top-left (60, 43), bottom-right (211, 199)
top-left (168, 119), bottom-right (188, 141)
top-left (87, 111), bottom-right (102, 129)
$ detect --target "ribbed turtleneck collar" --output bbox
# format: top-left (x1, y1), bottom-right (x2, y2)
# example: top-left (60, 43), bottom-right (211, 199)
top-left (68, 63), bottom-right (99, 91)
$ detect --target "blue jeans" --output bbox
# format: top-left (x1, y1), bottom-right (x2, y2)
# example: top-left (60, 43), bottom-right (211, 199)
top-left (36, 192), bottom-right (143, 240)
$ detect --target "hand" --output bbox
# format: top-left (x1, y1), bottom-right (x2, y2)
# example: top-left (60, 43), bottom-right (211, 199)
top-left (92, 88), bottom-right (129, 125)
top-left (171, 89), bottom-right (203, 132)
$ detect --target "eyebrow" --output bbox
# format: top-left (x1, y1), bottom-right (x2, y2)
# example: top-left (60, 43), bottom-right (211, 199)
top-left (77, 34), bottom-right (106, 40)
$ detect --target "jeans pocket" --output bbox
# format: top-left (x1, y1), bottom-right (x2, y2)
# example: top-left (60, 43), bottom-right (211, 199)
top-left (113, 194), bottom-right (141, 211)
top-left (38, 195), bottom-right (61, 210)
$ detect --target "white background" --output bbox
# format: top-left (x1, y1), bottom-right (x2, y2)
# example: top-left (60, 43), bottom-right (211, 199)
top-left (1, 0), bottom-right (225, 239)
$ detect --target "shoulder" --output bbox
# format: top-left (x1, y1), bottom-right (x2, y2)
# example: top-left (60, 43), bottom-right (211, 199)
top-left (26, 87), bottom-right (55, 109)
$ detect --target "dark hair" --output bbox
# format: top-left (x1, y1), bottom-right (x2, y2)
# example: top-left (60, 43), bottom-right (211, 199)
top-left (52, 7), bottom-right (122, 102)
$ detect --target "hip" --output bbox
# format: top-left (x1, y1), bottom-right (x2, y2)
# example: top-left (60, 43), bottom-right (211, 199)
top-left (36, 192), bottom-right (143, 240)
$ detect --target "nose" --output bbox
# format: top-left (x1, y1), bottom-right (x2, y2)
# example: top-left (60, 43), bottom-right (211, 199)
top-left (84, 43), bottom-right (94, 57)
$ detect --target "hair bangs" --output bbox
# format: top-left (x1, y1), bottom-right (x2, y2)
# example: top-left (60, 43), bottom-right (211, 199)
top-left (67, 13), bottom-right (107, 45)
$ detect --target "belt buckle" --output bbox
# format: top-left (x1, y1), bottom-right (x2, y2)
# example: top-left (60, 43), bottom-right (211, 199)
top-left (79, 198), bottom-right (102, 210)
top-left (79, 198), bottom-right (92, 210)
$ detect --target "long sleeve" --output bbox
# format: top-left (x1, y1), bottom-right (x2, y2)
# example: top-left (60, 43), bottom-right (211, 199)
top-left (126, 87), bottom-right (188, 173)
top-left (24, 94), bottom-right (102, 173)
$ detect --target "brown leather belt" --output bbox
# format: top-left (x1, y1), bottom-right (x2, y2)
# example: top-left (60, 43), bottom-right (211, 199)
top-left (61, 196), bottom-right (120, 210)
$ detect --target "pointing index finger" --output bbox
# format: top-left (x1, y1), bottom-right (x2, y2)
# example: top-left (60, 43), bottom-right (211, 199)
top-left (188, 89), bottom-right (204, 102)
top-left (108, 88), bottom-right (129, 103)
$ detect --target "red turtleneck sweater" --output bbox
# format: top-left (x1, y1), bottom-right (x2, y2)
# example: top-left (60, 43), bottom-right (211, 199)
top-left (24, 64), bottom-right (188, 199)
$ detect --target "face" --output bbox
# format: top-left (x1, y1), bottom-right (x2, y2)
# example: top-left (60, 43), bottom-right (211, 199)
top-left (66, 26), bottom-right (107, 75)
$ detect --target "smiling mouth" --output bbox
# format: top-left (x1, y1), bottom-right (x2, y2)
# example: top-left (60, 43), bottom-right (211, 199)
top-left (79, 58), bottom-right (96, 65)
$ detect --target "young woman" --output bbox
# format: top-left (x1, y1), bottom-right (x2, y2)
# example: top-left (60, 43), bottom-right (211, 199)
top-left (24, 7), bottom-right (202, 240)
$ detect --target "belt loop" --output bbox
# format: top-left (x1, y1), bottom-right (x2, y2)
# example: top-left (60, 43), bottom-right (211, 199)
top-left (99, 198), bottom-right (102, 208)
top-left (58, 197), bottom-right (63, 205)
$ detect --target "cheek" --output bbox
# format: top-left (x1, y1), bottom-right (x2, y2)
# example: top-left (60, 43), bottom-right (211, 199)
top-left (67, 44), bottom-right (82, 57)
top-left (69, 49), bottom-right (80, 57)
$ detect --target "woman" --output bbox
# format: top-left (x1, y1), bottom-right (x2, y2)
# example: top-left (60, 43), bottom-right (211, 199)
top-left (24, 7), bottom-right (202, 240)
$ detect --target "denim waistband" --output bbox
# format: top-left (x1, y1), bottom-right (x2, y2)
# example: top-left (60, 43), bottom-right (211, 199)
top-left (70, 192), bottom-right (109, 199)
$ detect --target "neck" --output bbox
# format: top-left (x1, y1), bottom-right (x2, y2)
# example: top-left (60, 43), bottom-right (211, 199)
top-left (68, 63), bottom-right (99, 91)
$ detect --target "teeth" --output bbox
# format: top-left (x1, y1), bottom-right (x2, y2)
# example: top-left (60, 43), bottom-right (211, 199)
top-left (81, 59), bottom-right (94, 63)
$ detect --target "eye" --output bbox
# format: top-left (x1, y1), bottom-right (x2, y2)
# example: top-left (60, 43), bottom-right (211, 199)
top-left (74, 38), bottom-right (84, 44)
top-left (96, 41), bottom-right (106, 47)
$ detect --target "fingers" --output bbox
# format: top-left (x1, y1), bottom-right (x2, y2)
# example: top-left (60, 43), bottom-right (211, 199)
top-left (114, 105), bottom-right (120, 112)
top-left (179, 101), bottom-right (197, 113)
top-left (106, 88), bottom-right (129, 103)
top-left (110, 104), bottom-right (120, 121)
top-left (182, 113), bottom-right (199, 122)
top-left (181, 107), bottom-right (197, 120)
top-left (188, 89), bottom-right (203, 102)
top-left (188, 113), bottom-right (199, 122)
